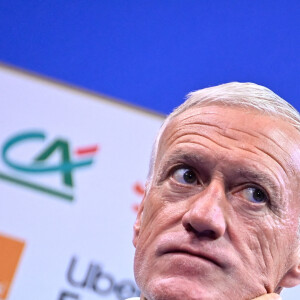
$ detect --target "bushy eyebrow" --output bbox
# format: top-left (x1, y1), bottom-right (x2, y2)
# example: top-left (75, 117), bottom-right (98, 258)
top-left (155, 150), bottom-right (205, 181)
top-left (159, 150), bottom-right (207, 172)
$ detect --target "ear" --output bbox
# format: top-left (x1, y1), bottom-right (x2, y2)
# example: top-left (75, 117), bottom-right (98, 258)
top-left (133, 197), bottom-right (145, 248)
top-left (278, 263), bottom-right (300, 289)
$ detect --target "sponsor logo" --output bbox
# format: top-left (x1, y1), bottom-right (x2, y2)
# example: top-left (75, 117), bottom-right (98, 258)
top-left (58, 256), bottom-right (140, 300)
top-left (0, 130), bottom-right (98, 201)
top-left (0, 233), bottom-right (25, 300)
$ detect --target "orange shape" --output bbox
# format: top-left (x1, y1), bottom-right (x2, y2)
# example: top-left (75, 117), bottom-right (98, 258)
top-left (0, 234), bottom-right (25, 299)
top-left (133, 182), bottom-right (145, 196)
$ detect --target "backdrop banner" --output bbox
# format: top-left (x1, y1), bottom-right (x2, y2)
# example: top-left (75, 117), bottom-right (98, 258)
top-left (0, 65), bottom-right (163, 300)
top-left (1, 64), bottom-right (299, 299)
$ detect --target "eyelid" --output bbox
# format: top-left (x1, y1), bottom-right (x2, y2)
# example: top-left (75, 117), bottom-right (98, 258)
top-left (234, 183), bottom-right (271, 205)
top-left (168, 164), bottom-right (193, 177)
top-left (169, 165), bottom-right (201, 184)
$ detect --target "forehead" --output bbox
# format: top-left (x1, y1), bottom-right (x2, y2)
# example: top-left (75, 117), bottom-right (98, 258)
top-left (166, 105), bottom-right (297, 140)
top-left (157, 105), bottom-right (300, 179)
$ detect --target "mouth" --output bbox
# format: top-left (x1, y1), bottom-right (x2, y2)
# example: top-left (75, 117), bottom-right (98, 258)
top-left (162, 248), bottom-right (223, 268)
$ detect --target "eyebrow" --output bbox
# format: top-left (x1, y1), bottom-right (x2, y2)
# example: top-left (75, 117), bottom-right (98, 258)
top-left (156, 150), bottom-right (206, 179)
top-left (160, 150), bottom-right (208, 171)
top-left (235, 168), bottom-right (280, 198)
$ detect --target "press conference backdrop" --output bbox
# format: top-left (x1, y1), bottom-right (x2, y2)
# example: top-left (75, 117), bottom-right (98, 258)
top-left (1, 64), bottom-right (300, 300)
top-left (0, 64), bottom-right (164, 300)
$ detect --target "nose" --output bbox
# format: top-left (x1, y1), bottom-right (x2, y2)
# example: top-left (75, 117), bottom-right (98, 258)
top-left (182, 180), bottom-right (227, 240)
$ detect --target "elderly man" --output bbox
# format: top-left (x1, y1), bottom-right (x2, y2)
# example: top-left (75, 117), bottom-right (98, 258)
top-left (129, 82), bottom-right (300, 300)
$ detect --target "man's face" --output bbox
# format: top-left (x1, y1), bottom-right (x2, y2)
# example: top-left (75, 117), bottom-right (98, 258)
top-left (133, 105), bottom-right (300, 300)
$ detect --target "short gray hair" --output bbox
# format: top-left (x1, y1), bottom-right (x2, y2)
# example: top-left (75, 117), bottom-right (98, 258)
top-left (146, 82), bottom-right (300, 188)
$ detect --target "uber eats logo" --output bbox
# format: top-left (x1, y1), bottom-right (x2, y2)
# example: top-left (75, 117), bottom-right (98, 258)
top-left (0, 130), bottom-right (98, 201)
top-left (58, 256), bottom-right (140, 300)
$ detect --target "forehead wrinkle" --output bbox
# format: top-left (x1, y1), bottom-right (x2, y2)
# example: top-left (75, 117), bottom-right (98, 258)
top-left (228, 126), bottom-right (294, 162)
top-left (234, 145), bottom-right (259, 156)
top-left (226, 126), bottom-right (296, 175)
top-left (166, 132), bottom-right (233, 152)
top-left (184, 121), bottom-right (225, 131)
top-left (178, 109), bottom-right (222, 124)
top-left (174, 109), bottom-right (228, 131)
top-left (254, 145), bottom-right (287, 177)
top-left (217, 130), bottom-right (240, 142)
top-left (257, 131), bottom-right (295, 159)
top-left (176, 140), bottom-right (223, 151)
top-left (227, 127), bottom-right (260, 139)
top-left (219, 129), bottom-right (289, 161)
top-left (256, 131), bottom-right (298, 178)
top-left (163, 122), bottom-right (235, 154)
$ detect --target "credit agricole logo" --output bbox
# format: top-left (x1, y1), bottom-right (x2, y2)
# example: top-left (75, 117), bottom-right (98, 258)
top-left (0, 130), bottom-right (98, 201)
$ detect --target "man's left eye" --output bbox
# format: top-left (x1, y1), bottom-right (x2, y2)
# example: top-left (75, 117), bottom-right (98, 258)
top-left (172, 167), bottom-right (198, 185)
top-left (242, 187), bottom-right (268, 203)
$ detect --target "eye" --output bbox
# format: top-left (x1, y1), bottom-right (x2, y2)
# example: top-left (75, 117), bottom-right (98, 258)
top-left (172, 167), bottom-right (198, 185)
top-left (242, 187), bottom-right (268, 203)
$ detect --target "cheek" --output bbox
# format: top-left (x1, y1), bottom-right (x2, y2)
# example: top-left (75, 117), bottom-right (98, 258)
top-left (230, 213), bottom-right (297, 282)
top-left (136, 191), bottom-right (168, 248)
top-left (134, 187), bottom-right (190, 290)
top-left (137, 187), bottom-right (187, 246)
top-left (141, 190), bottom-right (167, 231)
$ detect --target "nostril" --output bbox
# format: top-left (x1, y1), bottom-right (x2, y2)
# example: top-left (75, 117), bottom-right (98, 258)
top-left (200, 230), bottom-right (217, 239)
top-left (185, 223), bottom-right (217, 239)
top-left (185, 223), bottom-right (194, 232)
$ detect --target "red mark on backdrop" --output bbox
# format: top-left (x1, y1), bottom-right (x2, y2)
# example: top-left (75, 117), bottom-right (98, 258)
top-left (133, 182), bottom-right (145, 196)
top-left (132, 182), bottom-right (145, 213)
top-left (75, 145), bottom-right (99, 156)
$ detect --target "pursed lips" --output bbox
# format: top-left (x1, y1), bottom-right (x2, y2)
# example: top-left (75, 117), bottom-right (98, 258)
top-left (160, 245), bottom-right (224, 268)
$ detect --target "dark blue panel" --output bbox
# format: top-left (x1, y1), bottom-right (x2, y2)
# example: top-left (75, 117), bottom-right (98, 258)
top-left (0, 1), bottom-right (299, 113)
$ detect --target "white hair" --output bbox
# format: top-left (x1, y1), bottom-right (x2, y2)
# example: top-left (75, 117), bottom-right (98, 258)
top-left (146, 82), bottom-right (300, 188)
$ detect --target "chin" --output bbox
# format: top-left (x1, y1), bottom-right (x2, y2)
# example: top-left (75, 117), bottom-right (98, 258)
top-left (141, 276), bottom-right (217, 300)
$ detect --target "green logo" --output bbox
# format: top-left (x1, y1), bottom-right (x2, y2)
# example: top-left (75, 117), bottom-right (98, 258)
top-left (0, 131), bottom-right (98, 201)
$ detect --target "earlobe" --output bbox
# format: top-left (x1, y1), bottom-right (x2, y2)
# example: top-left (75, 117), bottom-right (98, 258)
top-left (133, 198), bottom-right (145, 248)
top-left (278, 263), bottom-right (300, 289)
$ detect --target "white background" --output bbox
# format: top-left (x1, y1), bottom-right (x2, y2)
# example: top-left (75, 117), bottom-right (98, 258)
top-left (0, 65), bottom-right (163, 300)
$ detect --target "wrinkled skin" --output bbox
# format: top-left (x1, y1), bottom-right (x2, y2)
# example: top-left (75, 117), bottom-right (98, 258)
top-left (133, 106), bottom-right (300, 300)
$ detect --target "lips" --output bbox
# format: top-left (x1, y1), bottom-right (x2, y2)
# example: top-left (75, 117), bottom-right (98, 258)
top-left (163, 247), bottom-right (223, 268)
top-left (156, 236), bottom-right (227, 269)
